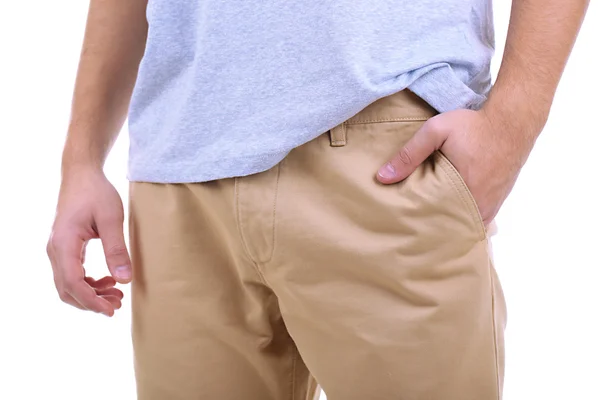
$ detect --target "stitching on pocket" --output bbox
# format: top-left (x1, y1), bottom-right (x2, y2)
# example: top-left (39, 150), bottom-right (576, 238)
top-left (490, 265), bottom-right (502, 400)
top-left (290, 346), bottom-right (298, 400)
top-left (434, 151), bottom-right (487, 241)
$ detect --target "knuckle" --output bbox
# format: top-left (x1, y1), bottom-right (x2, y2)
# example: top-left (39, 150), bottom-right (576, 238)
top-left (424, 118), bottom-right (448, 141)
top-left (105, 243), bottom-right (128, 258)
top-left (397, 147), bottom-right (413, 166)
top-left (58, 290), bottom-right (70, 303)
top-left (48, 232), bottom-right (61, 249)
top-left (425, 116), bottom-right (443, 133)
top-left (48, 229), bottom-right (70, 251)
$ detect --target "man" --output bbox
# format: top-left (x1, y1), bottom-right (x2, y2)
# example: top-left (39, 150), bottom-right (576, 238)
top-left (46, 0), bottom-right (589, 399)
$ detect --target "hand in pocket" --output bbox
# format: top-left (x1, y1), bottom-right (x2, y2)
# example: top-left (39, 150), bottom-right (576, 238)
top-left (375, 108), bottom-right (534, 227)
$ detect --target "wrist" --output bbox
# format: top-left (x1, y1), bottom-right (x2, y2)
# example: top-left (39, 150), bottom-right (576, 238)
top-left (61, 154), bottom-right (105, 182)
top-left (61, 139), bottom-right (107, 176)
top-left (482, 90), bottom-right (550, 143)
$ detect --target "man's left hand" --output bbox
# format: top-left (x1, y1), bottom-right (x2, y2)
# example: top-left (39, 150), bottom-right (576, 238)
top-left (376, 108), bottom-right (537, 227)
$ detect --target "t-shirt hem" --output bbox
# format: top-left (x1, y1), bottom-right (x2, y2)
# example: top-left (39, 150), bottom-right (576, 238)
top-left (127, 150), bottom-right (291, 183)
top-left (128, 66), bottom-right (490, 184)
top-left (408, 65), bottom-right (489, 112)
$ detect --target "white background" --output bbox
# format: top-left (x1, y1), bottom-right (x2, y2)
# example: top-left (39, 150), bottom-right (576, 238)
top-left (0, 1), bottom-right (598, 399)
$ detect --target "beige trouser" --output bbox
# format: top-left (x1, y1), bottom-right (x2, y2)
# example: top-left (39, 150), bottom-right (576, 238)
top-left (129, 90), bottom-right (506, 400)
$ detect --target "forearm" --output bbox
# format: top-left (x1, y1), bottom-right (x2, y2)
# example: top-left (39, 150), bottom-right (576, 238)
top-left (62, 0), bottom-right (148, 176)
top-left (483, 0), bottom-right (590, 138)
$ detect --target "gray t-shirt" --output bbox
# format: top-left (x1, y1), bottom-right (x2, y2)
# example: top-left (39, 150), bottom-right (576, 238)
top-left (128, 0), bottom-right (495, 183)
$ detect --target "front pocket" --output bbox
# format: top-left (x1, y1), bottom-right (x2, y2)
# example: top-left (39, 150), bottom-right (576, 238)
top-left (433, 150), bottom-right (487, 241)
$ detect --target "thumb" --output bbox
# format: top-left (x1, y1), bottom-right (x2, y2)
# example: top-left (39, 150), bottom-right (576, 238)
top-left (377, 118), bottom-right (446, 184)
top-left (97, 216), bottom-right (132, 284)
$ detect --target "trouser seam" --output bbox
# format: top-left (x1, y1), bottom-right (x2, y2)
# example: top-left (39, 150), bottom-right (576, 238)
top-left (234, 177), bottom-right (270, 285)
top-left (435, 151), bottom-right (487, 241)
top-left (489, 245), bottom-right (501, 400)
top-left (290, 346), bottom-right (298, 400)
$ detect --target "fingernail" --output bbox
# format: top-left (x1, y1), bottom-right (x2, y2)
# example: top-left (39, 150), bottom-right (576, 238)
top-left (115, 266), bottom-right (131, 280)
top-left (378, 163), bottom-right (396, 180)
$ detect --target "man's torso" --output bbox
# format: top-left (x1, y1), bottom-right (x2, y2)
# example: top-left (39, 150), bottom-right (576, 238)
top-left (128, 0), bottom-right (495, 183)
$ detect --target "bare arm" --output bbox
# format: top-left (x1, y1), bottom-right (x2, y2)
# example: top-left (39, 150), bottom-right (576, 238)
top-left (379, 0), bottom-right (591, 227)
top-left (484, 0), bottom-right (591, 138)
top-left (48, 0), bottom-right (148, 317)
top-left (63, 0), bottom-right (148, 172)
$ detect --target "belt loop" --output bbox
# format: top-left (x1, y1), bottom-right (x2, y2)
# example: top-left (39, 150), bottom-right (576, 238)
top-left (329, 123), bottom-right (347, 147)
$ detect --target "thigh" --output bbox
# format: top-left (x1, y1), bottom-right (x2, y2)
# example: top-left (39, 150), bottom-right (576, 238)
top-left (128, 182), bottom-right (316, 400)
top-left (268, 115), bottom-right (507, 400)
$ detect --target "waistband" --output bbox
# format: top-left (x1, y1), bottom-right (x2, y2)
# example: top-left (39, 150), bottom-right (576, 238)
top-left (346, 90), bottom-right (438, 125)
top-left (328, 90), bottom-right (438, 147)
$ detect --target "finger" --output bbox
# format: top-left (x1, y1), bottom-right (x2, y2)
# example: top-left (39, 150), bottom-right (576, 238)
top-left (55, 234), bottom-right (114, 316)
top-left (95, 287), bottom-right (124, 300)
top-left (100, 295), bottom-right (123, 310)
top-left (59, 292), bottom-right (87, 311)
top-left (48, 241), bottom-right (64, 294)
top-left (85, 276), bottom-right (117, 290)
top-left (69, 278), bottom-right (114, 316)
top-left (81, 240), bottom-right (91, 263)
top-left (96, 214), bottom-right (133, 284)
top-left (377, 117), bottom-right (447, 184)
top-left (61, 283), bottom-right (116, 315)
top-left (49, 231), bottom-right (93, 311)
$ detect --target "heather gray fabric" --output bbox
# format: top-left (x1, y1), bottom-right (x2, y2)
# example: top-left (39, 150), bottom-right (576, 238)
top-left (127, 0), bottom-right (495, 183)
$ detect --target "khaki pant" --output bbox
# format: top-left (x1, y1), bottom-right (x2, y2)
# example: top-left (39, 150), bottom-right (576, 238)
top-left (129, 90), bottom-right (506, 400)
